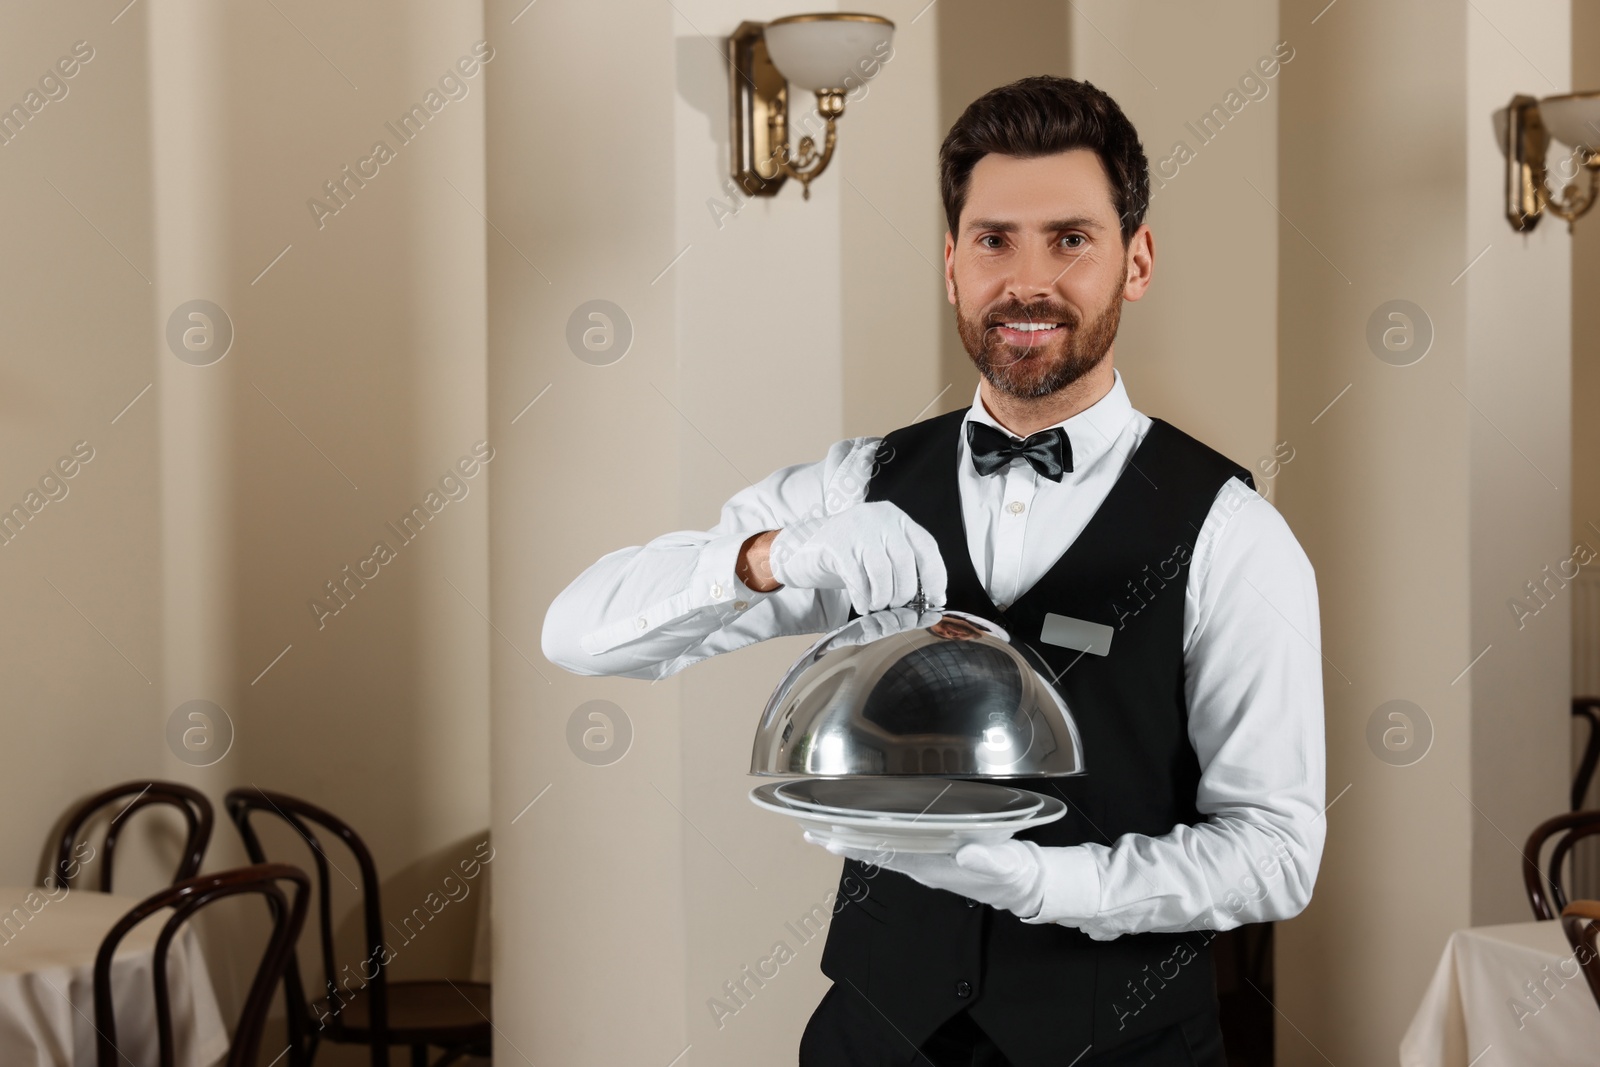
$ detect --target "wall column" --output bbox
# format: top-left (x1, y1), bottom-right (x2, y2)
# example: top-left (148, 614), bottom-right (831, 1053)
top-left (1275, 2), bottom-right (1571, 1061)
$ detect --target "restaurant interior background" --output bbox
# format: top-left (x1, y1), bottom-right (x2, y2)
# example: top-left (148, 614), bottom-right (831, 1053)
top-left (1, 0), bottom-right (1597, 1063)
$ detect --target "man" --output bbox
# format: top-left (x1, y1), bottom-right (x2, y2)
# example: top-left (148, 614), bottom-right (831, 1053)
top-left (543, 76), bottom-right (1324, 1066)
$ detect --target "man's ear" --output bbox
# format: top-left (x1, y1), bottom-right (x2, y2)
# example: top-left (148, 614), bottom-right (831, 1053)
top-left (944, 232), bottom-right (957, 306)
top-left (1122, 224), bottom-right (1154, 303)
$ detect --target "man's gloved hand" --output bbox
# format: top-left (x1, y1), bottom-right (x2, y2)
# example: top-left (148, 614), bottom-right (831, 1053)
top-left (771, 502), bottom-right (947, 617)
top-left (807, 833), bottom-right (1046, 920)
top-left (824, 606), bottom-right (947, 649)
top-left (769, 501), bottom-right (949, 616)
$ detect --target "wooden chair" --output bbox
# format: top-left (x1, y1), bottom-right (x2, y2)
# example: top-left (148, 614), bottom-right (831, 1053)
top-left (225, 788), bottom-right (490, 1067)
top-left (1559, 900), bottom-right (1600, 1010)
top-left (93, 863), bottom-right (310, 1067)
top-left (51, 780), bottom-right (213, 891)
top-left (1574, 698), bottom-right (1600, 811)
top-left (1522, 809), bottom-right (1600, 919)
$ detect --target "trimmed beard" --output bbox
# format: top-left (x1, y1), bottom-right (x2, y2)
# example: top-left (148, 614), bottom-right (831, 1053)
top-left (954, 273), bottom-right (1123, 400)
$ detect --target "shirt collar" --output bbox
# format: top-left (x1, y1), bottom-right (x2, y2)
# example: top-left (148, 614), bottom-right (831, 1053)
top-left (961, 368), bottom-right (1137, 471)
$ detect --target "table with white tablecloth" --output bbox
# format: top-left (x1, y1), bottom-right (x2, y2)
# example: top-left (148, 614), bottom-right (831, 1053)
top-left (0, 884), bottom-right (229, 1067)
top-left (1402, 918), bottom-right (1600, 1067)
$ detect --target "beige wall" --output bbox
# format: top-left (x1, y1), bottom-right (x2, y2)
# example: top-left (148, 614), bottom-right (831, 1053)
top-left (1465, 0), bottom-right (1572, 931)
top-left (0, 0), bottom-right (164, 894)
top-left (485, 0), bottom-right (688, 1063)
top-left (1, 0), bottom-right (491, 1056)
top-left (1575, 3), bottom-right (1600, 705)
top-left (1068, 0), bottom-right (1280, 488)
top-left (1275, 1), bottom-right (1572, 1063)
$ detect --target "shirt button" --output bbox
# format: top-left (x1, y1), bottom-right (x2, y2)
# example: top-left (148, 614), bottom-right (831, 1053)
top-left (1007, 500), bottom-right (1025, 515)
top-left (733, 600), bottom-right (749, 611)
top-left (636, 616), bottom-right (648, 629)
top-left (710, 583), bottom-right (724, 599)
top-left (965, 897), bottom-right (978, 908)
top-left (955, 980), bottom-right (973, 998)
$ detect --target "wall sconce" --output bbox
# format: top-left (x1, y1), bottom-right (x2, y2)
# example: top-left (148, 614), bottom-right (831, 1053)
top-left (1497, 91), bottom-right (1600, 232)
top-left (728, 13), bottom-right (895, 200)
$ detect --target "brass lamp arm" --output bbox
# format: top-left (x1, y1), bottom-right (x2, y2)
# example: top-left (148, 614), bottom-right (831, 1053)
top-left (773, 120), bottom-right (838, 200)
top-left (1539, 158), bottom-right (1600, 232)
top-left (765, 89), bottom-right (846, 201)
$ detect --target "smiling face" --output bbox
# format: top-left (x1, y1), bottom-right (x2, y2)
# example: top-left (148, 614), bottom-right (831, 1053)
top-left (945, 148), bottom-right (1151, 400)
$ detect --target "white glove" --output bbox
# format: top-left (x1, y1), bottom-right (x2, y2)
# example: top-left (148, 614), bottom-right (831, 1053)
top-left (825, 606), bottom-right (947, 649)
top-left (808, 832), bottom-right (1046, 919)
top-left (769, 501), bottom-right (949, 615)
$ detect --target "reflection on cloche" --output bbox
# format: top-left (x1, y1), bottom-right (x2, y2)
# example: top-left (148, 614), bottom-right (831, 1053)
top-left (750, 608), bottom-right (1085, 778)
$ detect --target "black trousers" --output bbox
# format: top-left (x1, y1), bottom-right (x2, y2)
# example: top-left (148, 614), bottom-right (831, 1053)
top-left (798, 982), bottom-right (1227, 1067)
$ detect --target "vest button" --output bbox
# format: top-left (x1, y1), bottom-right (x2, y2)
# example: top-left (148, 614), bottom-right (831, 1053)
top-left (955, 980), bottom-right (973, 998)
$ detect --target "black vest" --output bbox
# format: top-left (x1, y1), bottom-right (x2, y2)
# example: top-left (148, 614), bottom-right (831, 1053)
top-left (819, 407), bottom-right (1254, 1066)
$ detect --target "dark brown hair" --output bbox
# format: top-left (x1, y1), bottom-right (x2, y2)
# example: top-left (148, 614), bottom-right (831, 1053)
top-left (939, 75), bottom-right (1150, 244)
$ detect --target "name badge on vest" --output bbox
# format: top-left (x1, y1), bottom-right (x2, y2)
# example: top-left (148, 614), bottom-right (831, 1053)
top-left (1040, 612), bottom-right (1114, 657)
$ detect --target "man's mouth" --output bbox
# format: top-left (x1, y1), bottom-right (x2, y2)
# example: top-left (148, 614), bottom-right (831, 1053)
top-left (992, 320), bottom-right (1065, 347)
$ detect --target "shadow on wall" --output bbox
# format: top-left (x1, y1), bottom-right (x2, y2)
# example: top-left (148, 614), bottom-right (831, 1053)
top-left (678, 35), bottom-right (733, 186)
top-left (329, 828), bottom-right (493, 987)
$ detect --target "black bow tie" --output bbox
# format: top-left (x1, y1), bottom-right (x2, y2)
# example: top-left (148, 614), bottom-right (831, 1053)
top-left (966, 421), bottom-right (1073, 481)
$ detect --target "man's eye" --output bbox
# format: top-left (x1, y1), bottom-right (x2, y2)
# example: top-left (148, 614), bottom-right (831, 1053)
top-left (979, 235), bottom-right (1004, 249)
top-left (1059, 234), bottom-right (1085, 249)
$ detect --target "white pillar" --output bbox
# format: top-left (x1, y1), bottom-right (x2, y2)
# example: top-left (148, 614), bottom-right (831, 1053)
top-left (149, 0), bottom-right (236, 789)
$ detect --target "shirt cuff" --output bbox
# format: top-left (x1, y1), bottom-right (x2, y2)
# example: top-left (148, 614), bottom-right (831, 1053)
top-left (578, 531), bottom-right (769, 656)
top-left (694, 529), bottom-right (769, 605)
top-left (1020, 845), bottom-right (1102, 928)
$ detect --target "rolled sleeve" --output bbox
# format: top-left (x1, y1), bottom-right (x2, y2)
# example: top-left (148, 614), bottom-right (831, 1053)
top-left (543, 436), bottom-right (882, 678)
top-left (577, 531), bottom-right (769, 656)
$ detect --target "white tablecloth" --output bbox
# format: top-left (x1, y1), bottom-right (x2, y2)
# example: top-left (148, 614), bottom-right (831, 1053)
top-left (0, 885), bottom-right (229, 1067)
top-left (1401, 918), bottom-right (1600, 1066)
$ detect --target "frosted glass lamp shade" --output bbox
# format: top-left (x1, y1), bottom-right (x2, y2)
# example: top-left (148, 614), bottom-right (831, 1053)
top-left (763, 13), bottom-right (894, 92)
top-left (1539, 92), bottom-right (1600, 150)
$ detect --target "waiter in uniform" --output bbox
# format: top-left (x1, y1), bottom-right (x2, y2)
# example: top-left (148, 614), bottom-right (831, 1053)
top-left (543, 75), bottom-right (1324, 1067)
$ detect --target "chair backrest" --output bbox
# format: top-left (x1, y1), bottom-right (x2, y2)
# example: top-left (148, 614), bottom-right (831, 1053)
top-left (223, 788), bottom-right (391, 1047)
top-left (93, 863), bottom-right (309, 1067)
top-left (1574, 699), bottom-right (1600, 811)
top-left (1523, 809), bottom-right (1600, 919)
top-left (1559, 900), bottom-right (1600, 1010)
top-left (53, 780), bottom-right (213, 892)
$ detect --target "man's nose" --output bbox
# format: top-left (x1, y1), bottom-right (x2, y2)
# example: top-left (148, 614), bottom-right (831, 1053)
top-left (1005, 245), bottom-right (1059, 304)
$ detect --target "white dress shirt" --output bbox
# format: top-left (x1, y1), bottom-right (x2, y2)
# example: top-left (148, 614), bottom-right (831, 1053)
top-left (541, 369), bottom-right (1326, 939)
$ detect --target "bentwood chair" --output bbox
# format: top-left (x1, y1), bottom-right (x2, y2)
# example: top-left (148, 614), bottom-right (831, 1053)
top-left (93, 863), bottom-right (310, 1067)
top-left (1559, 900), bottom-right (1600, 1010)
top-left (50, 780), bottom-right (213, 892)
top-left (1523, 809), bottom-right (1600, 920)
top-left (225, 788), bottom-right (490, 1067)
top-left (1573, 698), bottom-right (1600, 811)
